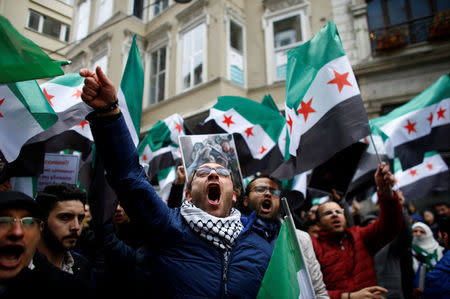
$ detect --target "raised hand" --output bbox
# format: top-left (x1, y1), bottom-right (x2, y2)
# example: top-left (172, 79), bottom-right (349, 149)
top-left (80, 66), bottom-right (117, 111)
top-left (375, 162), bottom-right (394, 194)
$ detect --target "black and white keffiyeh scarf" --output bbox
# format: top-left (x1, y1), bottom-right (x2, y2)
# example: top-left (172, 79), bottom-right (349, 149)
top-left (181, 200), bottom-right (244, 251)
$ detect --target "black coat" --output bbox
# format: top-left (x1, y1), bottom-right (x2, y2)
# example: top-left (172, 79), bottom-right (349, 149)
top-left (0, 252), bottom-right (94, 298)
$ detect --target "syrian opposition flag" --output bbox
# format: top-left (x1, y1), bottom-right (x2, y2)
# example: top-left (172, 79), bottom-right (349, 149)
top-left (118, 34), bottom-right (144, 147)
top-left (24, 73), bottom-right (93, 145)
top-left (0, 15), bottom-right (65, 84)
top-left (0, 80), bottom-right (57, 162)
top-left (393, 151), bottom-right (449, 201)
top-left (138, 113), bottom-right (184, 184)
top-left (257, 209), bottom-right (314, 299)
top-left (377, 74), bottom-right (450, 169)
top-left (157, 166), bottom-right (178, 203)
top-left (194, 96), bottom-right (286, 177)
top-left (274, 21), bottom-right (370, 179)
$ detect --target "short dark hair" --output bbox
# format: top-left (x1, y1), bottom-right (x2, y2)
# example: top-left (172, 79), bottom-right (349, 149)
top-left (244, 175), bottom-right (281, 197)
top-left (437, 216), bottom-right (450, 236)
top-left (435, 202), bottom-right (450, 208)
top-left (36, 183), bottom-right (86, 218)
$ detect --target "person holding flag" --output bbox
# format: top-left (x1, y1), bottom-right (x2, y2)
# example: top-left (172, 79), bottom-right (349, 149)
top-left (79, 66), bottom-right (277, 298)
top-left (312, 162), bottom-right (403, 299)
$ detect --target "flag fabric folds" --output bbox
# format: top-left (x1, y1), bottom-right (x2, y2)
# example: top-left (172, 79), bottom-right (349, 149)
top-left (275, 21), bottom-right (370, 179)
top-left (138, 113), bottom-right (184, 186)
top-left (257, 208), bottom-right (314, 299)
top-left (393, 151), bottom-right (449, 201)
top-left (118, 34), bottom-right (144, 147)
top-left (0, 80), bottom-right (57, 162)
top-left (376, 74), bottom-right (450, 169)
top-left (0, 15), bottom-right (64, 84)
top-left (194, 95), bottom-right (286, 177)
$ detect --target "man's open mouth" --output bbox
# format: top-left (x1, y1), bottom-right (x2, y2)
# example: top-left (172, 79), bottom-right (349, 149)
top-left (0, 245), bottom-right (24, 268)
top-left (207, 183), bottom-right (221, 206)
top-left (261, 199), bottom-right (272, 213)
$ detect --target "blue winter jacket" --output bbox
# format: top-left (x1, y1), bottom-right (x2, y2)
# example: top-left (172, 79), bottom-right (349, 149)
top-left (88, 113), bottom-right (276, 298)
top-left (423, 250), bottom-right (450, 299)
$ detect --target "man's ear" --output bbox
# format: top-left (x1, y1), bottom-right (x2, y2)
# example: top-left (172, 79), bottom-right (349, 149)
top-left (444, 232), bottom-right (449, 248)
top-left (232, 191), bottom-right (236, 204)
top-left (242, 195), bottom-right (248, 207)
top-left (185, 189), bottom-right (192, 202)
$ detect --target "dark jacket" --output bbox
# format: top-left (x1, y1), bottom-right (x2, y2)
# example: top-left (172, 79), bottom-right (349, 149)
top-left (0, 252), bottom-right (93, 298)
top-left (88, 112), bottom-right (276, 298)
top-left (311, 191), bottom-right (403, 299)
top-left (423, 250), bottom-right (450, 299)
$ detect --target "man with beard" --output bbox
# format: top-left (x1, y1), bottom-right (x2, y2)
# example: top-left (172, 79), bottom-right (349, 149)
top-left (0, 191), bottom-right (92, 296)
top-left (78, 66), bottom-right (275, 297)
top-left (242, 175), bottom-right (329, 298)
top-left (35, 183), bottom-right (93, 284)
top-left (312, 162), bottom-right (403, 299)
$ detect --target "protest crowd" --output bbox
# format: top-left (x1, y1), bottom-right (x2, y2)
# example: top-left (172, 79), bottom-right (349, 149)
top-left (0, 17), bottom-right (449, 299)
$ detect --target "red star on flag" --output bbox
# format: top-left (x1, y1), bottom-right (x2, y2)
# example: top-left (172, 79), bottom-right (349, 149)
top-left (43, 88), bottom-right (54, 106)
top-left (327, 70), bottom-right (352, 92)
top-left (72, 89), bottom-right (82, 98)
top-left (286, 114), bottom-right (293, 134)
top-left (437, 106), bottom-right (446, 120)
top-left (259, 146), bottom-right (267, 155)
top-left (409, 169), bottom-right (417, 176)
top-left (142, 154), bottom-right (148, 162)
top-left (426, 163), bottom-right (433, 170)
top-left (404, 119), bottom-right (417, 134)
top-left (427, 112), bottom-right (433, 126)
top-left (175, 122), bottom-right (182, 133)
top-left (222, 115), bottom-right (235, 128)
top-left (297, 98), bottom-right (316, 122)
top-left (77, 121), bottom-right (89, 129)
top-left (363, 137), bottom-right (369, 144)
top-left (0, 98), bottom-right (4, 118)
top-left (245, 127), bottom-right (254, 138)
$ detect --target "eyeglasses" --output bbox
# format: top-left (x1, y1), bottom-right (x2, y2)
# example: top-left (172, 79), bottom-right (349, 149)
top-left (320, 209), bottom-right (344, 217)
top-left (194, 167), bottom-right (231, 177)
top-left (251, 186), bottom-right (281, 196)
top-left (0, 217), bottom-right (42, 230)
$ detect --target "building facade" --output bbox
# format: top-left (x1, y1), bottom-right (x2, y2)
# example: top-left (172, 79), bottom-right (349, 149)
top-left (0, 0), bottom-right (74, 62)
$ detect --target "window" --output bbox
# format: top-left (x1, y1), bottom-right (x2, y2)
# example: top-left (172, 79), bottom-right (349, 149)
top-left (76, 0), bottom-right (90, 41)
top-left (154, 0), bottom-right (169, 17)
top-left (229, 20), bottom-right (245, 86)
top-left (367, 0), bottom-right (450, 51)
top-left (149, 47), bottom-right (166, 105)
top-left (181, 23), bottom-right (205, 90)
top-left (97, 0), bottom-right (113, 26)
top-left (263, 7), bottom-right (308, 84)
top-left (92, 55), bottom-right (108, 75)
top-left (27, 11), bottom-right (70, 42)
top-left (133, 0), bottom-right (144, 19)
top-left (272, 14), bottom-right (303, 80)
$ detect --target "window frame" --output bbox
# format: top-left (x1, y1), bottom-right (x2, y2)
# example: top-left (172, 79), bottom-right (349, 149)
top-left (148, 46), bottom-right (167, 106)
top-left (178, 21), bottom-right (207, 92)
top-left (26, 10), bottom-right (70, 42)
top-left (263, 5), bottom-right (309, 84)
top-left (226, 13), bottom-right (246, 87)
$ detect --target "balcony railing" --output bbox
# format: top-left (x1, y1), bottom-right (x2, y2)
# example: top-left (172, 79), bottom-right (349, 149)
top-left (369, 10), bottom-right (450, 53)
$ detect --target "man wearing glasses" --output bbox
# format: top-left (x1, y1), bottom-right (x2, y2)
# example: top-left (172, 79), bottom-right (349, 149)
top-left (0, 191), bottom-right (92, 296)
top-left (312, 162), bottom-right (403, 299)
top-left (79, 67), bottom-right (275, 298)
top-left (242, 175), bottom-right (329, 298)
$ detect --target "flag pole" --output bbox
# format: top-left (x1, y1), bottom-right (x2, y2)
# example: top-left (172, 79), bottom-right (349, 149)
top-left (369, 133), bottom-right (383, 164)
top-left (281, 197), bottom-right (316, 299)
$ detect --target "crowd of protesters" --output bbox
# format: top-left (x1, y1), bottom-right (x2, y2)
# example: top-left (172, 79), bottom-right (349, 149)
top-left (0, 67), bottom-right (448, 298)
